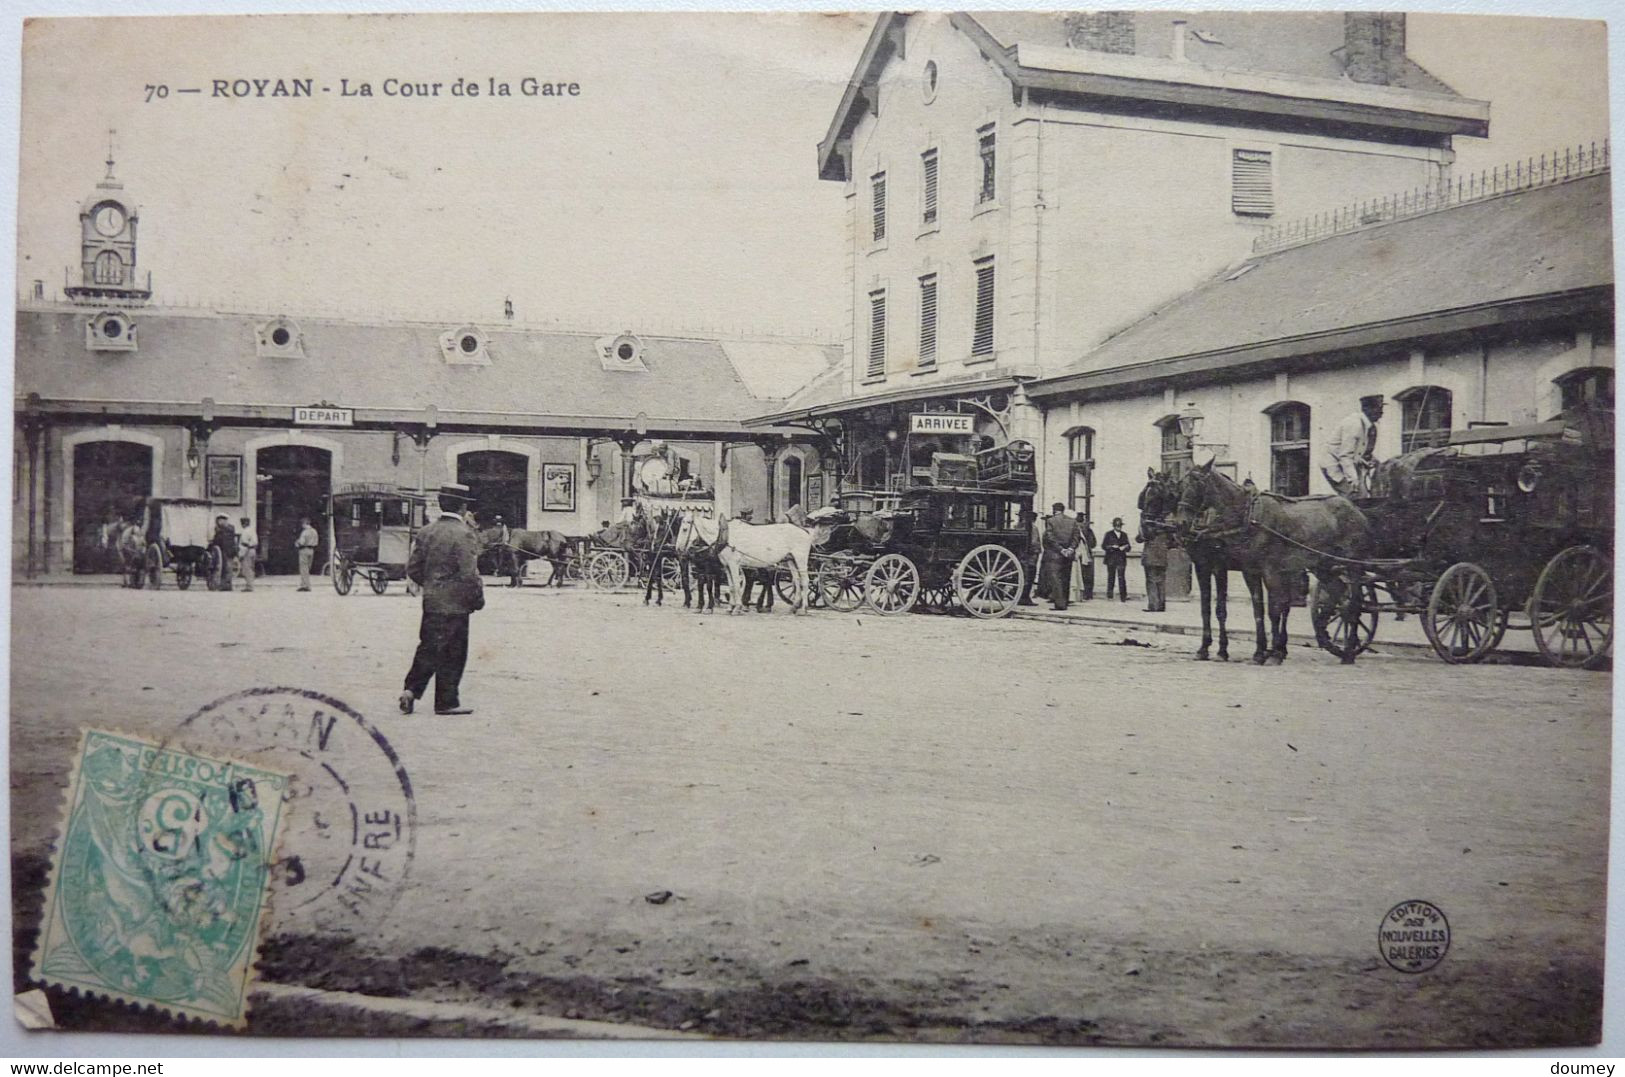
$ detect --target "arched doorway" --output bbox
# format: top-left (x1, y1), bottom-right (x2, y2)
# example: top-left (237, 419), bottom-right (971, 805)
top-left (457, 450), bottom-right (528, 529)
top-left (71, 441), bottom-right (152, 573)
top-left (256, 445), bottom-right (332, 574)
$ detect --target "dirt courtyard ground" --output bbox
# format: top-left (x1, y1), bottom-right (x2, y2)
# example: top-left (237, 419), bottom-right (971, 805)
top-left (8, 582), bottom-right (1612, 1047)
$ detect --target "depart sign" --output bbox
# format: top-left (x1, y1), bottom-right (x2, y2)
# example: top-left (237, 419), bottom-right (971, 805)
top-left (909, 412), bottom-right (974, 435)
top-left (294, 405), bottom-right (354, 427)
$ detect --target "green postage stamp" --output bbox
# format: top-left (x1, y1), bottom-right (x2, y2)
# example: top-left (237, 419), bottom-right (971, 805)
top-left (30, 730), bottom-right (288, 1027)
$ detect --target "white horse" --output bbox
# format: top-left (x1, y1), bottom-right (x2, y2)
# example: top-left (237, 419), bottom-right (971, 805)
top-left (676, 513), bottom-right (813, 615)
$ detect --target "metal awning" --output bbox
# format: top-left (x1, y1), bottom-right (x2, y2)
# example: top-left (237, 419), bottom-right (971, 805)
top-left (746, 374), bottom-right (1022, 427)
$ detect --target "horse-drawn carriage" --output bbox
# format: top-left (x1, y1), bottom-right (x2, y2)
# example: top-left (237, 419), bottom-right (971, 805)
top-left (120, 497), bottom-right (219, 590)
top-left (580, 493), bottom-right (714, 593)
top-left (1310, 409), bottom-right (1612, 668)
top-left (328, 484), bottom-right (430, 595)
top-left (808, 440), bottom-right (1038, 619)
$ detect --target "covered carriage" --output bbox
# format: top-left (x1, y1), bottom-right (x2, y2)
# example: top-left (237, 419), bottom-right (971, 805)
top-left (124, 497), bottom-right (218, 590)
top-left (328, 483), bottom-right (431, 595)
top-left (582, 491), bottom-right (715, 592)
top-left (1311, 408), bottom-right (1612, 668)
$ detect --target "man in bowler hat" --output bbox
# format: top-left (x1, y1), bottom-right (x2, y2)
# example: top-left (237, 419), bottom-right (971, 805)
top-left (399, 483), bottom-right (484, 716)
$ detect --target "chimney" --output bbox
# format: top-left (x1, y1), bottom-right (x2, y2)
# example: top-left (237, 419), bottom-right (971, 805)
top-left (1064, 11), bottom-right (1136, 55)
top-left (1171, 19), bottom-right (1187, 63)
top-left (1343, 12), bottom-right (1407, 85)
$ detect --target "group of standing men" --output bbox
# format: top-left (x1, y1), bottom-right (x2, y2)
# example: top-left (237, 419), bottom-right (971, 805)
top-left (204, 514), bottom-right (322, 591)
top-left (1028, 466), bottom-right (1181, 614)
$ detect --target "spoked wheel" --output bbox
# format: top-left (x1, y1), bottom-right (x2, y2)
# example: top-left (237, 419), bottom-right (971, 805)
top-left (204, 546), bottom-right (222, 590)
top-left (1530, 545), bottom-right (1612, 669)
top-left (1310, 576), bottom-right (1379, 660)
top-left (660, 558), bottom-right (685, 594)
top-left (953, 544), bottom-right (1025, 619)
top-left (816, 557), bottom-right (865, 613)
top-left (332, 555), bottom-right (354, 596)
top-left (564, 556), bottom-right (586, 583)
top-left (369, 571), bottom-right (389, 595)
top-left (1423, 562), bottom-right (1500, 664)
top-left (124, 552), bottom-right (145, 590)
top-left (588, 550), bottom-right (630, 591)
top-left (145, 543), bottom-right (163, 590)
top-left (175, 560), bottom-right (194, 590)
top-left (864, 553), bottom-right (920, 615)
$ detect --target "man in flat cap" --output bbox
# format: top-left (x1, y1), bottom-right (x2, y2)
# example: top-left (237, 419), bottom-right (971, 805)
top-left (1322, 394), bottom-right (1383, 497)
top-left (400, 483), bottom-right (484, 717)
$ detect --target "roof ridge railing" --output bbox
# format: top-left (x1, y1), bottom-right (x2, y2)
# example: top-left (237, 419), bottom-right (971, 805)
top-left (1252, 139), bottom-right (1610, 255)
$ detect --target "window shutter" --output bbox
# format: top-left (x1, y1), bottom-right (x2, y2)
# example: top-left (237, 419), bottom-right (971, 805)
top-left (871, 172), bottom-right (887, 241)
top-left (918, 275), bottom-right (937, 368)
top-left (971, 260), bottom-right (995, 356)
top-left (868, 291), bottom-right (887, 377)
top-left (1231, 149), bottom-right (1274, 217)
top-left (922, 151), bottom-right (938, 224)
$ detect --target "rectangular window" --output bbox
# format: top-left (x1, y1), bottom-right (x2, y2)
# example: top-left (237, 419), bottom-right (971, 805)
top-left (1068, 429), bottom-right (1094, 521)
top-left (867, 290), bottom-right (887, 378)
top-left (1231, 148), bottom-right (1274, 217)
top-left (918, 275), bottom-right (938, 369)
top-left (871, 172), bottom-right (887, 242)
top-left (1401, 388), bottom-right (1453, 452)
top-left (977, 126), bottom-right (997, 204)
top-left (1269, 404), bottom-right (1311, 497)
top-left (921, 150), bottom-right (939, 224)
top-left (971, 258), bottom-right (995, 357)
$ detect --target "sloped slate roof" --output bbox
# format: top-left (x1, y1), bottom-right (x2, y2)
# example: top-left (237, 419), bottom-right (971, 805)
top-left (15, 309), bottom-right (838, 423)
top-left (967, 11), bottom-right (1457, 94)
top-left (1046, 172), bottom-right (1613, 382)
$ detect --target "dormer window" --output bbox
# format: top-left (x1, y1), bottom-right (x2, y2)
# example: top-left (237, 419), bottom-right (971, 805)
top-left (597, 332), bottom-right (649, 372)
top-left (86, 310), bottom-right (136, 352)
top-left (440, 325), bottom-right (491, 365)
top-left (256, 317), bottom-right (306, 358)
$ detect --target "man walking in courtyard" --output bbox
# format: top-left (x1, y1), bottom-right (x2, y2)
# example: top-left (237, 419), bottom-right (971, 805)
top-left (210, 515), bottom-right (238, 592)
top-left (1039, 501), bottom-right (1082, 612)
top-left (399, 483), bottom-right (484, 716)
top-left (295, 517), bottom-right (320, 591)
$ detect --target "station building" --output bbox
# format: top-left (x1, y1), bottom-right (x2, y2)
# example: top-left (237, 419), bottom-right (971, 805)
top-left (752, 10), bottom-right (1612, 594)
top-left (13, 157), bottom-right (839, 576)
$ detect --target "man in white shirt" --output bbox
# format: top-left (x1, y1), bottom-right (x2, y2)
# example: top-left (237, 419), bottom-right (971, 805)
top-left (236, 516), bottom-right (258, 592)
top-left (295, 517), bottom-right (320, 591)
top-left (1321, 394), bottom-right (1383, 497)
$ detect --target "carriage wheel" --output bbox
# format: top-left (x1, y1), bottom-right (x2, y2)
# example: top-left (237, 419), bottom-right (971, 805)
top-left (588, 550), bottom-right (630, 591)
top-left (771, 565), bottom-right (802, 606)
top-left (145, 544), bottom-right (163, 590)
top-left (125, 552), bottom-right (144, 590)
top-left (1310, 577), bottom-right (1378, 660)
top-left (864, 553), bottom-right (919, 615)
top-left (369, 571), bottom-right (389, 595)
top-left (175, 560), bottom-right (194, 590)
top-left (953, 544), bottom-right (1025, 619)
top-left (661, 558), bottom-right (685, 594)
top-left (1531, 545), bottom-right (1612, 670)
top-left (564, 555), bottom-right (586, 583)
top-left (202, 546), bottom-right (221, 590)
top-left (332, 556), bottom-right (354, 596)
top-left (816, 558), bottom-right (865, 613)
top-left (1424, 562), bottom-right (1500, 664)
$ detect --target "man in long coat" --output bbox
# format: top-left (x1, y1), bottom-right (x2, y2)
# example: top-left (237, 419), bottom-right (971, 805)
top-left (399, 483), bottom-right (484, 716)
top-left (1039, 502), bottom-right (1083, 612)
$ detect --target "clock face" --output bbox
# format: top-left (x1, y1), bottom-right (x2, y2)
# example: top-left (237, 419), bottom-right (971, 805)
top-left (92, 203), bottom-right (126, 237)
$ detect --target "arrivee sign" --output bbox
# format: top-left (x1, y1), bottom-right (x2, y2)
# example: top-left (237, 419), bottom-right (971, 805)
top-left (294, 405), bottom-right (354, 427)
top-left (909, 413), bottom-right (974, 435)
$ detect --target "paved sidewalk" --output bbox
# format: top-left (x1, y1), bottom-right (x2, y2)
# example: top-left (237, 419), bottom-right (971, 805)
top-left (1010, 592), bottom-right (1547, 661)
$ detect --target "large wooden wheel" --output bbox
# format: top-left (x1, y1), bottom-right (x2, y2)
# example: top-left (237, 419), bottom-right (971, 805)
top-left (564, 554), bottom-right (586, 583)
top-left (953, 544), bottom-right (1025, 619)
top-left (203, 546), bottom-right (222, 591)
top-left (145, 543), bottom-right (163, 590)
top-left (124, 553), bottom-right (145, 590)
top-left (659, 558), bottom-right (684, 593)
top-left (1424, 562), bottom-right (1500, 664)
top-left (1310, 577), bottom-right (1378, 660)
top-left (864, 553), bottom-right (920, 616)
top-left (1531, 545), bottom-right (1612, 670)
top-left (331, 554), bottom-right (354, 595)
top-left (587, 550), bottom-right (630, 591)
top-left (368, 570), bottom-right (389, 595)
top-left (815, 557), bottom-right (865, 613)
top-left (175, 559), bottom-right (195, 590)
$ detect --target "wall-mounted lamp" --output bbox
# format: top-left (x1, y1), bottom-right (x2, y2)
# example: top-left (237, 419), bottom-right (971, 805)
top-left (1177, 401), bottom-right (1204, 441)
top-left (585, 453), bottom-right (603, 486)
top-left (633, 412), bottom-right (649, 438)
top-left (186, 442), bottom-right (202, 476)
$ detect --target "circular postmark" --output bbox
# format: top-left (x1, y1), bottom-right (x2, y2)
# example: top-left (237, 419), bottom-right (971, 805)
top-left (156, 687), bottom-right (417, 935)
top-left (1378, 899), bottom-right (1450, 973)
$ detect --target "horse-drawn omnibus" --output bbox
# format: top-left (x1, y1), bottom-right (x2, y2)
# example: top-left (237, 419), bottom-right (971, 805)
top-left (1311, 408), bottom-right (1612, 668)
top-left (121, 497), bottom-right (218, 590)
top-left (328, 483), bottom-right (430, 595)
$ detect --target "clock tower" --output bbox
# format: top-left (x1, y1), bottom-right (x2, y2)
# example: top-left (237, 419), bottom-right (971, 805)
top-left (64, 137), bottom-right (151, 305)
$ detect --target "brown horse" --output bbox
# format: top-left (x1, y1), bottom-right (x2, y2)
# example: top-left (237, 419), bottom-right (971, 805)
top-left (1175, 459), bottom-right (1371, 665)
top-left (479, 527), bottom-right (572, 585)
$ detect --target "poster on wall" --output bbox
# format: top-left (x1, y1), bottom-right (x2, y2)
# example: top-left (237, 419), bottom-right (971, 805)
top-left (205, 454), bottom-right (242, 504)
top-left (806, 474), bottom-right (824, 510)
top-left (543, 462), bottom-right (576, 512)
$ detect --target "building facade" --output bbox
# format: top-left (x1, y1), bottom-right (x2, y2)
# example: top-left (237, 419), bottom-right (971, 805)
top-left (14, 160), bottom-right (839, 576)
